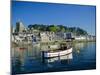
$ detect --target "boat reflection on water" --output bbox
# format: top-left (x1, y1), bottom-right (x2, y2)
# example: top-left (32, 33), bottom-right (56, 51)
top-left (42, 53), bottom-right (73, 65)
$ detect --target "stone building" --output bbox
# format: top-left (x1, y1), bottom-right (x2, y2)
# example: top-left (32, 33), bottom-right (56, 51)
top-left (15, 21), bottom-right (26, 33)
top-left (40, 32), bottom-right (49, 42)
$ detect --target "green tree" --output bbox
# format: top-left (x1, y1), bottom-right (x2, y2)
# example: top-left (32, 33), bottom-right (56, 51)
top-left (48, 25), bottom-right (58, 32)
top-left (27, 24), bottom-right (88, 35)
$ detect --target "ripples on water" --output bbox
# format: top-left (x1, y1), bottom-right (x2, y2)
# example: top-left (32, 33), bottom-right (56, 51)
top-left (11, 42), bottom-right (96, 75)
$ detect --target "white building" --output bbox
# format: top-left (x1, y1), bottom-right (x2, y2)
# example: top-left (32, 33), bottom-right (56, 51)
top-left (74, 36), bottom-right (86, 40)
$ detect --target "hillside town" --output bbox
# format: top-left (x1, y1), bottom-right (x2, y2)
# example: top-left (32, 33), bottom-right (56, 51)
top-left (11, 21), bottom-right (96, 44)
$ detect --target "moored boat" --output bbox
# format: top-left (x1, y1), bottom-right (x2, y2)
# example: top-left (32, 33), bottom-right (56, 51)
top-left (19, 47), bottom-right (26, 50)
top-left (42, 47), bottom-right (72, 58)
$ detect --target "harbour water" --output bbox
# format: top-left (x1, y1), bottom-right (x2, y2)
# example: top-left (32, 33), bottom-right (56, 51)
top-left (11, 42), bottom-right (96, 75)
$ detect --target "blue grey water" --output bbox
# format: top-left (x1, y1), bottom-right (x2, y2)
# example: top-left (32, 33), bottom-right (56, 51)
top-left (11, 42), bottom-right (96, 75)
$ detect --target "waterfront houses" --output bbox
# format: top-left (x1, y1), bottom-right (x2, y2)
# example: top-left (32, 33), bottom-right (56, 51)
top-left (12, 21), bottom-right (96, 44)
top-left (86, 35), bottom-right (96, 41)
top-left (73, 35), bottom-right (96, 41)
top-left (74, 36), bottom-right (86, 40)
top-left (40, 32), bottom-right (55, 42)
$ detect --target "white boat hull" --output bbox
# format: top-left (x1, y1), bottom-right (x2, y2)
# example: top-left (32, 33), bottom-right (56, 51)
top-left (43, 48), bottom-right (72, 58)
top-left (46, 53), bottom-right (73, 63)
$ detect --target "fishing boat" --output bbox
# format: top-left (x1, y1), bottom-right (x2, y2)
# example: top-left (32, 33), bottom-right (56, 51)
top-left (42, 46), bottom-right (73, 58)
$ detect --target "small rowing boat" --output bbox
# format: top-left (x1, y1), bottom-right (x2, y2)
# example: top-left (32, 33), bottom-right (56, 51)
top-left (19, 47), bottom-right (26, 50)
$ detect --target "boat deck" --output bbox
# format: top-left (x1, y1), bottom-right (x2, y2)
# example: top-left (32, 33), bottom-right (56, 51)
top-left (44, 46), bottom-right (72, 53)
